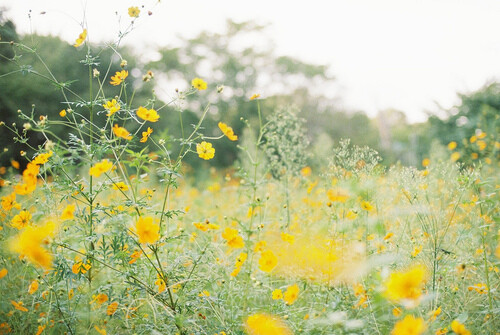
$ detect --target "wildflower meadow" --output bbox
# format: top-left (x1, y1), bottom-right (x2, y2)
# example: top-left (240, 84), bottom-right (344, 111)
top-left (0, 3), bottom-right (499, 335)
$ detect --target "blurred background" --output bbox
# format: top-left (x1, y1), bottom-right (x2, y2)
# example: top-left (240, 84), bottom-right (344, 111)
top-left (0, 0), bottom-right (499, 170)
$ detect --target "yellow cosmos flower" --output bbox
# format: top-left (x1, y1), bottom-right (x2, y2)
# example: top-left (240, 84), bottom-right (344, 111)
top-left (249, 93), bottom-right (260, 100)
top-left (450, 152), bottom-right (461, 162)
top-left (135, 216), bottom-right (160, 244)
top-left (327, 189), bottom-right (349, 203)
top-left (89, 159), bottom-right (113, 177)
top-left (32, 151), bottom-right (53, 165)
top-left (244, 313), bottom-right (292, 335)
top-left (191, 77), bottom-right (207, 90)
top-left (113, 124), bottom-right (132, 140)
top-left (11, 221), bottom-right (56, 269)
top-left (110, 70), bottom-right (128, 86)
top-left (128, 6), bottom-right (140, 17)
top-left (11, 300), bottom-right (28, 312)
top-left (72, 260), bottom-right (91, 274)
top-left (94, 326), bottom-right (106, 335)
top-left (196, 141), bottom-right (215, 160)
top-left (391, 315), bottom-right (426, 335)
top-left (11, 210), bottom-right (32, 229)
top-left (447, 141), bottom-right (457, 150)
top-left (107, 302), bottom-right (119, 316)
top-left (385, 264), bottom-right (427, 305)
top-left (283, 284), bottom-right (299, 305)
top-left (361, 200), bottom-right (374, 212)
top-left (451, 320), bottom-right (470, 335)
top-left (221, 227), bottom-right (244, 249)
top-left (61, 204), bottom-right (75, 220)
top-left (0, 268), bottom-right (8, 279)
top-left (28, 280), bottom-right (39, 294)
top-left (137, 106), bottom-right (160, 122)
top-left (218, 122), bottom-right (238, 141)
top-left (2, 192), bottom-right (21, 211)
top-left (92, 293), bottom-right (109, 305)
top-left (155, 276), bottom-right (166, 293)
top-left (193, 221), bottom-right (220, 232)
top-left (272, 289), bottom-right (283, 300)
top-left (112, 181), bottom-right (129, 192)
top-left (73, 29), bottom-right (87, 47)
top-left (233, 252), bottom-right (247, 270)
top-left (103, 99), bottom-right (120, 117)
top-left (140, 127), bottom-right (153, 143)
top-left (259, 250), bottom-right (278, 273)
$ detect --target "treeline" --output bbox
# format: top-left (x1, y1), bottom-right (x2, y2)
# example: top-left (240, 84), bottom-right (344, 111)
top-left (1, 16), bottom-right (498, 170)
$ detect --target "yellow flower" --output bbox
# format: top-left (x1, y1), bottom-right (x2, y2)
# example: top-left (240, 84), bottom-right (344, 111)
top-left (327, 189), bottom-right (349, 203)
top-left (411, 245), bottom-right (422, 257)
top-left (191, 77), bottom-right (207, 90)
top-left (11, 300), bottom-right (28, 312)
top-left (155, 276), bottom-right (166, 293)
top-left (447, 141), bottom-right (457, 150)
top-left (61, 204), bottom-right (75, 220)
top-left (35, 325), bottom-right (45, 335)
top-left (392, 307), bottom-right (402, 317)
top-left (221, 227), bottom-right (244, 249)
top-left (300, 166), bottom-right (312, 177)
top-left (11, 221), bottom-right (56, 269)
top-left (72, 260), bottom-right (91, 274)
top-left (199, 290), bottom-right (210, 297)
top-left (385, 264), bottom-right (427, 305)
top-left (391, 315), bottom-right (426, 335)
top-left (103, 99), bottom-right (120, 117)
top-left (244, 313), bottom-right (292, 335)
top-left (259, 250), bottom-right (278, 273)
top-left (107, 302), bottom-right (119, 316)
top-left (110, 70), bottom-right (128, 86)
top-left (281, 232), bottom-right (295, 244)
top-left (218, 122), bottom-right (238, 141)
top-left (113, 124), bottom-right (132, 140)
top-left (361, 200), bottom-right (374, 212)
top-left (193, 221), bottom-right (220, 232)
top-left (93, 293), bottom-right (108, 305)
top-left (272, 289), bottom-right (283, 300)
top-left (283, 283), bottom-right (299, 305)
top-left (230, 252), bottom-right (248, 277)
top-left (73, 29), bottom-right (87, 47)
top-left (11, 210), bottom-right (32, 229)
top-left (249, 93), bottom-right (260, 100)
top-left (32, 151), bottom-right (53, 165)
top-left (28, 280), bottom-right (39, 294)
top-left (0, 268), bottom-right (7, 279)
top-left (430, 306), bottom-right (441, 321)
top-left (112, 181), bottom-right (129, 192)
top-left (196, 141), bottom-right (215, 160)
top-left (137, 106), bottom-right (160, 122)
top-left (2, 192), bottom-right (21, 211)
top-left (129, 250), bottom-right (141, 264)
top-left (254, 241), bottom-right (267, 253)
top-left (451, 152), bottom-right (460, 162)
top-left (451, 320), bottom-right (470, 335)
top-left (135, 216), bottom-right (160, 244)
top-left (89, 159), bottom-right (113, 177)
top-left (128, 6), bottom-right (140, 17)
top-left (140, 127), bottom-right (153, 143)
top-left (94, 326), bottom-right (106, 335)
top-left (422, 158), bottom-right (430, 167)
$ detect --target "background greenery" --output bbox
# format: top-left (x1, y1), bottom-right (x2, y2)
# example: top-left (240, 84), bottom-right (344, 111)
top-left (1, 14), bottom-right (498, 171)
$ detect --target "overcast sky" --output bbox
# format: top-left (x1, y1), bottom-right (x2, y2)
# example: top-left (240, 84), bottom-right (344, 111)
top-left (2, 0), bottom-right (500, 122)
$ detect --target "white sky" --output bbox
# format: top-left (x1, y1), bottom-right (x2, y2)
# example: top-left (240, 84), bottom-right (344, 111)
top-left (2, 0), bottom-right (500, 123)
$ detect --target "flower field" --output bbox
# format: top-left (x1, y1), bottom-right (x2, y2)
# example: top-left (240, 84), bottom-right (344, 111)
top-left (0, 5), bottom-right (499, 335)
